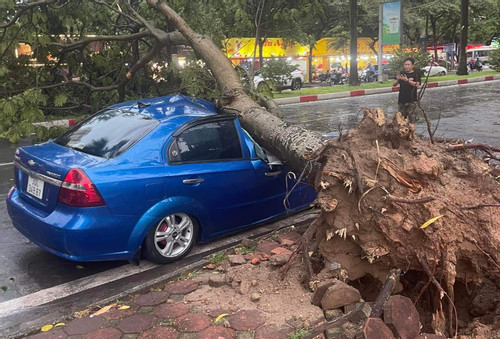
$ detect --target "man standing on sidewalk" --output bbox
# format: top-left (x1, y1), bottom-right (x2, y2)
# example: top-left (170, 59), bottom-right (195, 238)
top-left (393, 57), bottom-right (421, 123)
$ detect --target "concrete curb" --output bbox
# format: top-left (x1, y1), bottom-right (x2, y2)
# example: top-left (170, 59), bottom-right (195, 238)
top-left (274, 74), bottom-right (500, 105)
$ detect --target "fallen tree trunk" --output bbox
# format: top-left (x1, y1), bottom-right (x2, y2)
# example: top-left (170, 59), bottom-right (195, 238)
top-left (146, 0), bottom-right (326, 174)
top-left (146, 2), bottom-right (500, 336)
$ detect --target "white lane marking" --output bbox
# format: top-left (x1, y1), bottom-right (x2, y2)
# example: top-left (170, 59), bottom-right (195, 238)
top-left (0, 162), bottom-right (13, 167)
top-left (0, 261), bottom-right (157, 317)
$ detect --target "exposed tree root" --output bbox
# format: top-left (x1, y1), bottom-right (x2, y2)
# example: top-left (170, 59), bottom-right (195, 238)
top-left (447, 143), bottom-right (500, 161)
top-left (369, 269), bottom-right (402, 318)
top-left (386, 195), bottom-right (435, 204)
top-left (303, 108), bottom-right (500, 336)
top-left (418, 255), bottom-right (459, 338)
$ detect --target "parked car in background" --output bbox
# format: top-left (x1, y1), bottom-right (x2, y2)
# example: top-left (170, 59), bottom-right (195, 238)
top-left (253, 68), bottom-right (304, 91)
top-left (422, 65), bottom-right (447, 76)
top-left (6, 95), bottom-right (316, 264)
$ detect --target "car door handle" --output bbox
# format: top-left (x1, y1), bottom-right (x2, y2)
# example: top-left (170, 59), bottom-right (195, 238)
top-left (265, 171), bottom-right (282, 177)
top-left (183, 178), bottom-right (204, 185)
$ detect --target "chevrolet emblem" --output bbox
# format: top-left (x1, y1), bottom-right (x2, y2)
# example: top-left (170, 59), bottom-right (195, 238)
top-left (28, 160), bottom-right (36, 166)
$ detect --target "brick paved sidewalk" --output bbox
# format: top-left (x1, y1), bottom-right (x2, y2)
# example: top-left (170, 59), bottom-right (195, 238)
top-left (26, 232), bottom-right (323, 339)
top-left (28, 280), bottom-right (270, 339)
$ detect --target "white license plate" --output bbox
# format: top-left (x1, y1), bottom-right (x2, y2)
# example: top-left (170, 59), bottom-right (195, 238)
top-left (27, 175), bottom-right (44, 200)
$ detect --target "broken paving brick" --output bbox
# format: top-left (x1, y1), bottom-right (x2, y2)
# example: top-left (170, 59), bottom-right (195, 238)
top-left (356, 317), bottom-right (395, 339)
top-left (320, 281), bottom-right (361, 310)
top-left (383, 295), bottom-right (421, 339)
top-left (270, 247), bottom-right (293, 256)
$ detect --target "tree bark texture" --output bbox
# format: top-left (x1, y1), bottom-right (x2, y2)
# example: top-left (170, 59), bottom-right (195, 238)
top-left (456, 0), bottom-right (469, 75)
top-left (349, 0), bottom-right (359, 86)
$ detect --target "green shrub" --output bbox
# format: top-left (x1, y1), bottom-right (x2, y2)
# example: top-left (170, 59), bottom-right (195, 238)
top-left (0, 89), bottom-right (45, 143)
top-left (34, 125), bottom-right (69, 143)
top-left (489, 47), bottom-right (500, 71)
top-left (387, 49), bottom-right (431, 77)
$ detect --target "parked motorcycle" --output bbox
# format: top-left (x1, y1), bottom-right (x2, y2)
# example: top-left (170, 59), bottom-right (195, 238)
top-left (360, 69), bottom-right (377, 83)
top-left (318, 71), bottom-right (331, 83)
top-left (328, 71), bottom-right (347, 85)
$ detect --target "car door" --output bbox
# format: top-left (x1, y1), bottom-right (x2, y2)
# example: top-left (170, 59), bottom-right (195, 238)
top-left (165, 116), bottom-right (262, 239)
top-left (242, 130), bottom-right (316, 220)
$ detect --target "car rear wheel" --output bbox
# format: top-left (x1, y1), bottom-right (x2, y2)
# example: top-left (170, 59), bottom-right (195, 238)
top-left (291, 79), bottom-right (302, 90)
top-left (438, 71), bottom-right (446, 76)
top-left (143, 213), bottom-right (198, 264)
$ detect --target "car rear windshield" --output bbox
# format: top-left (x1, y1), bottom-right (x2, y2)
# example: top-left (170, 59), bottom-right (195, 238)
top-left (55, 109), bottom-right (159, 158)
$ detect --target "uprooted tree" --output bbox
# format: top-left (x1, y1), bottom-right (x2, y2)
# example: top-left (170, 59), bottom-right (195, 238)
top-left (151, 2), bottom-right (500, 337)
top-left (3, 1), bottom-right (500, 337)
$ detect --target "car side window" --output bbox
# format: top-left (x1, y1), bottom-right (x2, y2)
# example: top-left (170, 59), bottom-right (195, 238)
top-left (168, 119), bottom-right (243, 163)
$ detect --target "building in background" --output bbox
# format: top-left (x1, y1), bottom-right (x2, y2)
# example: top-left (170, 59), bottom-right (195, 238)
top-left (223, 37), bottom-right (399, 82)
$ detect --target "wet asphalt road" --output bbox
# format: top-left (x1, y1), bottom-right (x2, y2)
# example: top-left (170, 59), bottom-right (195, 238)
top-left (281, 81), bottom-right (500, 146)
top-left (0, 81), bottom-right (498, 305)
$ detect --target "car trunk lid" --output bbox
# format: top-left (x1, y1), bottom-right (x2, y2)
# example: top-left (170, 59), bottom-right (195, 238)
top-left (14, 141), bottom-right (107, 213)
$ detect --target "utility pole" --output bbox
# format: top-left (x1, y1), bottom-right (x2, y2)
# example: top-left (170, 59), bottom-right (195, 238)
top-left (349, 0), bottom-right (359, 86)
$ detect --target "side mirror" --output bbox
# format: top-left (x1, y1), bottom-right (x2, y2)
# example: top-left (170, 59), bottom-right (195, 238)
top-left (265, 152), bottom-right (283, 170)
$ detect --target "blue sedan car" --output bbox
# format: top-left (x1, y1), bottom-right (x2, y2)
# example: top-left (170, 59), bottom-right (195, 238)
top-left (6, 95), bottom-right (316, 264)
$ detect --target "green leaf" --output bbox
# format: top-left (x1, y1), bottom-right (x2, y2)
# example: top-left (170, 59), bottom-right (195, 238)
top-left (54, 94), bottom-right (68, 107)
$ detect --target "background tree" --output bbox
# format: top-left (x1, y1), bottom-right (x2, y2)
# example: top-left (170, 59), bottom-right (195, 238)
top-left (419, 0), bottom-right (460, 62)
top-left (468, 0), bottom-right (500, 44)
top-left (293, 0), bottom-right (340, 83)
top-left (357, 0), bottom-right (380, 57)
top-left (348, 0), bottom-right (359, 86)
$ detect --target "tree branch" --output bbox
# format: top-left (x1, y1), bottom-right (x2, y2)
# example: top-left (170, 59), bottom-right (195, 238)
top-left (0, 0), bottom-right (57, 29)
top-left (1, 81), bottom-right (119, 95)
top-left (49, 31), bottom-right (152, 52)
top-left (128, 2), bottom-right (186, 46)
top-left (91, 0), bottom-right (142, 26)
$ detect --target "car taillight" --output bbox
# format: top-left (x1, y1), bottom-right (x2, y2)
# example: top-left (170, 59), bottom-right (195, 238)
top-left (58, 169), bottom-right (106, 207)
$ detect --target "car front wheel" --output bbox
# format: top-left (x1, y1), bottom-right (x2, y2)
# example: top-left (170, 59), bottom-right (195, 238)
top-left (143, 213), bottom-right (198, 264)
top-left (291, 78), bottom-right (302, 90)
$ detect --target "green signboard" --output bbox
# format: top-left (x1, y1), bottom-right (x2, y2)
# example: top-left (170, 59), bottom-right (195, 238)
top-left (382, 1), bottom-right (400, 45)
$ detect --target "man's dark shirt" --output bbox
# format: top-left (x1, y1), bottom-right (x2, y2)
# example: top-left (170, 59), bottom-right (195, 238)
top-left (397, 71), bottom-right (421, 104)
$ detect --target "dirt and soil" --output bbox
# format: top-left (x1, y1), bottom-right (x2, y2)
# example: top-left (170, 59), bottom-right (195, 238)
top-left (185, 232), bottom-right (326, 330)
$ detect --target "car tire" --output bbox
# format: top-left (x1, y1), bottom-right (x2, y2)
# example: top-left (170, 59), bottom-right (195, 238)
top-left (143, 213), bottom-right (198, 264)
top-left (291, 79), bottom-right (302, 90)
top-left (438, 71), bottom-right (446, 76)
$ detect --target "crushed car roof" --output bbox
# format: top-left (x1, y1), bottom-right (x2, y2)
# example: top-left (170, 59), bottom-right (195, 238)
top-left (108, 94), bottom-right (217, 121)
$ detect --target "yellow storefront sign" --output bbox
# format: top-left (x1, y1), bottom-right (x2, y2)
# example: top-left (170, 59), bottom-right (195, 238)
top-left (224, 37), bottom-right (399, 60)
top-left (223, 38), bottom-right (308, 58)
